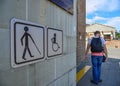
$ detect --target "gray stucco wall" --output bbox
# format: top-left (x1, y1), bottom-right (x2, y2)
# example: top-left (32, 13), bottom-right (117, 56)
top-left (0, 0), bottom-right (76, 86)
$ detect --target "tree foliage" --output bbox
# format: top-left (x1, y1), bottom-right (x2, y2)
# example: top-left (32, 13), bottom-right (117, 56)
top-left (115, 32), bottom-right (120, 38)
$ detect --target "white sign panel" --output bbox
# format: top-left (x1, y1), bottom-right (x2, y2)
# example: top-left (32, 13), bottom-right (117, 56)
top-left (11, 18), bottom-right (45, 68)
top-left (47, 28), bottom-right (63, 57)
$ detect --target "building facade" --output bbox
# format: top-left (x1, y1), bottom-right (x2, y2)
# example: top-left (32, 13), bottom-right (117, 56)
top-left (86, 23), bottom-right (116, 41)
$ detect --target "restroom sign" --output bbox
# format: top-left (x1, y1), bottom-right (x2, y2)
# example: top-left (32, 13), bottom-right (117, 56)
top-left (47, 28), bottom-right (63, 57)
top-left (11, 18), bottom-right (45, 68)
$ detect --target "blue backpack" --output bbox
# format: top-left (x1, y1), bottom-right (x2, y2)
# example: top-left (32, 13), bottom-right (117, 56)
top-left (91, 38), bottom-right (103, 52)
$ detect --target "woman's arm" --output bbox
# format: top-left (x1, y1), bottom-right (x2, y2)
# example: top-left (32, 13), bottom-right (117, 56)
top-left (103, 44), bottom-right (108, 61)
top-left (85, 43), bottom-right (90, 59)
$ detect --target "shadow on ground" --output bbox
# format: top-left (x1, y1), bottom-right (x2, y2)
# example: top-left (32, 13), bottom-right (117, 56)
top-left (77, 57), bottom-right (120, 86)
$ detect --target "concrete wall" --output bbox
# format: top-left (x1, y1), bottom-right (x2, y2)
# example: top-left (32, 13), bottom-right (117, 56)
top-left (0, 0), bottom-right (77, 86)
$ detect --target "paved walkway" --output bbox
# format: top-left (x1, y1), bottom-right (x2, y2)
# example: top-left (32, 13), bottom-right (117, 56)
top-left (77, 48), bottom-right (120, 86)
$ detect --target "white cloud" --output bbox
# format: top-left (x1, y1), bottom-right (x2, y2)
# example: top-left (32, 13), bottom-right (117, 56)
top-left (105, 17), bottom-right (120, 30)
top-left (86, 0), bottom-right (102, 14)
top-left (86, 0), bottom-right (120, 31)
top-left (107, 0), bottom-right (120, 11)
top-left (94, 16), bottom-right (107, 21)
top-left (86, 18), bottom-right (94, 24)
top-left (86, 15), bottom-right (108, 24)
top-left (86, 0), bottom-right (120, 14)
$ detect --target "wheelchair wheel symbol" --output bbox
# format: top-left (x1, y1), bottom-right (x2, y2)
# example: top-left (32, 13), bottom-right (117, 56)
top-left (51, 33), bottom-right (60, 52)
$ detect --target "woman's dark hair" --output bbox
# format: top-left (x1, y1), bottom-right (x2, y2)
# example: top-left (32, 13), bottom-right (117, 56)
top-left (94, 31), bottom-right (100, 36)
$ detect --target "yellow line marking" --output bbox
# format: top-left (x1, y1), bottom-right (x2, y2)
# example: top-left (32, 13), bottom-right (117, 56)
top-left (76, 65), bottom-right (91, 83)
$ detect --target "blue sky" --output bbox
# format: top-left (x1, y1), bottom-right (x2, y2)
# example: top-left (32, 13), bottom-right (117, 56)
top-left (86, 0), bottom-right (120, 31)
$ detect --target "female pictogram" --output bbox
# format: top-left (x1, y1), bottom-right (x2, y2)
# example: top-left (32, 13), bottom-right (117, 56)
top-left (51, 33), bottom-right (60, 52)
top-left (21, 26), bottom-right (41, 60)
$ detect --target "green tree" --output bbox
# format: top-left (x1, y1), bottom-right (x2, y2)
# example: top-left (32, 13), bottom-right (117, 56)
top-left (115, 32), bottom-right (120, 38)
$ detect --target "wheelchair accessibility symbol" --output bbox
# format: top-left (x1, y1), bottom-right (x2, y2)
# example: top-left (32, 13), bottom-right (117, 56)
top-left (47, 28), bottom-right (63, 57)
top-left (51, 33), bottom-right (60, 52)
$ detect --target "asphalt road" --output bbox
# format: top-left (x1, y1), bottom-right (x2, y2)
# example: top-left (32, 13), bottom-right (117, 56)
top-left (77, 47), bottom-right (120, 86)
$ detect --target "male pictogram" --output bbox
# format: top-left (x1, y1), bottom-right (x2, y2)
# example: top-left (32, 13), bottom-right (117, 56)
top-left (21, 26), bottom-right (41, 60)
top-left (51, 33), bottom-right (60, 52)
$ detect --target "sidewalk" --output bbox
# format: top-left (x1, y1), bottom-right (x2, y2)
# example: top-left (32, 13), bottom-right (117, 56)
top-left (77, 48), bottom-right (120, 86)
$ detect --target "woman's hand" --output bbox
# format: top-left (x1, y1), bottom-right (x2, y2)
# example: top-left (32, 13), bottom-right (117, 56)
top-left (105, 57), bottom-right (108, 62)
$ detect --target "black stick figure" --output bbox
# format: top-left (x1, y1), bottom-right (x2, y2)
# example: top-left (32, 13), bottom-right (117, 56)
top-left (21, 26), bottom-right (41, 60)
top-left (51, 33), bottom-right (60, 52)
